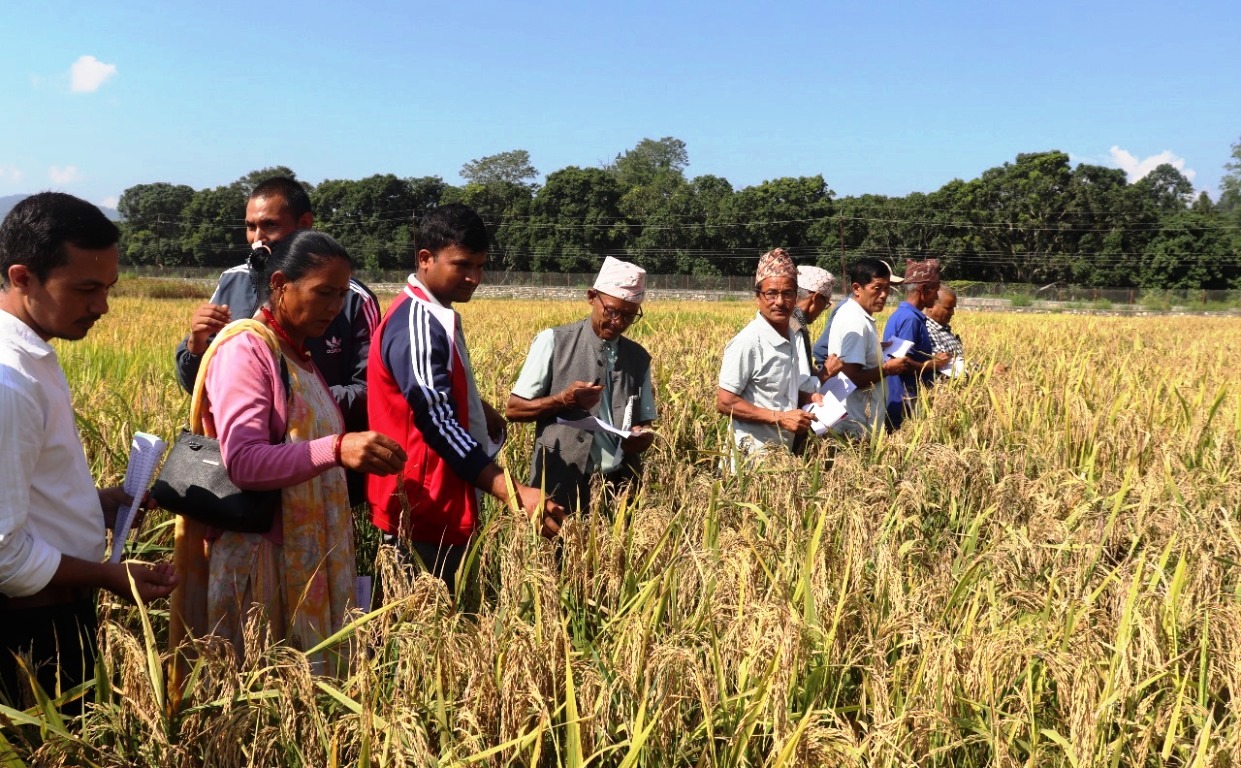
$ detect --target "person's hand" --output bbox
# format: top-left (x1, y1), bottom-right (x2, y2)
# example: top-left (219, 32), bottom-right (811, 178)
top-left (558, 381), bottom-right (604, 411)
top-left (340, 432), bottom-right (407, 475)
top-left (621, 426), bottom-right (656, 454)
top-left (97, 485), bottom-right (133, 530)
top-left (482, 400), bottom-right (507, 441)
top-left (809, 393), bottom-right (825, 406)
top-left (775, 409), bottom-right (816, 435)
top-left (111, 561), bottom-right (179, 603)
top-left (820, 353), bottom-right (844, 380)
top-left (882, 357), bottom-right (914, 376)
top-left (187, 303), bottom-right (232, 355)
top-left (515, 485), bottom-right (566, 538)
top-left (930, 352), bottom-right (952, 369)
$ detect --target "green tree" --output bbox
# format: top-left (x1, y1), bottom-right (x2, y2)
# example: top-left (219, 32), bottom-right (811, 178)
top-left (728, 176), bottom-right (834, 270)
top-left (1218, 136), bottom-right (1241, 224)
top-left (407, 176), bottom-right (449, 215)
top-left (1140, 211), bottom-right (1235, 289)
top-left (608, 137), bottom-right (689, 189)
top-left (460, 150), bottom-right (538, 190)
top-left (116, 182), bottom-right (194, 266)
top-left (946, 151), bottom-right (1075, 283)
top-left (1134, 163), bottom-right (1194, 213)
top-left (1062, 163), bottom-right (1143, 287)
top-left (527, 167), bottom-right (627, 272)
top-left (312, 174), bottom-right (415, 271)
top-left (233, 166), bottom-right (302, 195)
top-left (180, 185), bottom-right (248, 268)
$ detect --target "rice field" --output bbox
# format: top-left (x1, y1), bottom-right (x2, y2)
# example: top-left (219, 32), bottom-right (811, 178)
top-left (4, 288), bottom-right (1240, 767)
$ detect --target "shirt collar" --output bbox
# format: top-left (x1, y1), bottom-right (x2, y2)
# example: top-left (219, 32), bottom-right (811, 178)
top-left (839, 297), bottom-right (876, 325)
top-left (752, 311), bottom-right (792, 348)
top-left (0, 308), bottom-right (55, 359)
top-left (407, 274), bottom-right (446, 309)
top-left (926, 316), bottom-right (952, 333)
top-left (900, 300), bottom-right (928, 320)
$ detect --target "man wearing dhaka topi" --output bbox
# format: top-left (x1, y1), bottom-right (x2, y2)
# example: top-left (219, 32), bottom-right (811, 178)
top-left (717, 248), bottom-right (831, 461)
top-left (506, 257), bottom-right (657, 515)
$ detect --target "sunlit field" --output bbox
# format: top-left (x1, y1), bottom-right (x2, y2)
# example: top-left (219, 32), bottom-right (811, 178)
top-left (5, 286), bottom-right (1241, 767)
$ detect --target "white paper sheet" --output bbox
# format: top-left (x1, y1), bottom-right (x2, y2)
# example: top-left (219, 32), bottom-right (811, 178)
top-left (817, 371), bottom-right (858, 400)
top-left (806, 373), bottom-right (856, 436)
top-left (111, 431), bottom-right (167, 563)
top-left (938, 357), bottom-right (966, 378)
top-left (621, 393), bottom-right (638, 432)
top-left (803, 401), bottom-right (848, 436)
top-left (556, 415), bottom-right (634, 439)
top-left (882, 338), bottom-right (913, 359)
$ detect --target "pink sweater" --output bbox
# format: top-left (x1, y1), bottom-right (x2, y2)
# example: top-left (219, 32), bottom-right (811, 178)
top-left (201, 331), bottom-right (340, 490)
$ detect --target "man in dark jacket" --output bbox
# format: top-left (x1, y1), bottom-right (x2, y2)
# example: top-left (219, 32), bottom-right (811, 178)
top-left (172, 177), bottom-right (379, 502)
top-left (505, 257), bottom-right (657, 515)
top-left (173, 177), bottom-right (378, 429)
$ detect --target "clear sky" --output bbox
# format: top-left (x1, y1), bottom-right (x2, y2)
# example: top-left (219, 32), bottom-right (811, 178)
top-left (2, 0), bottom-right (1237, 210)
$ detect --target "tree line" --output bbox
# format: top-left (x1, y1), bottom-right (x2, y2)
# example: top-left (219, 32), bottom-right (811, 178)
top-left (117, 137), bottom-right (1241, 289)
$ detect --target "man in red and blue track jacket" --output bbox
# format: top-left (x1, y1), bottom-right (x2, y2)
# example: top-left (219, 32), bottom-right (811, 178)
top-left (367, 204), bottom-right (564, 589)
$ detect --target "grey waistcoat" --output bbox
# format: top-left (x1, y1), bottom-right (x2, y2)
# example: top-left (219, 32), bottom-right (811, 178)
top-left (530, 319), bottom-right (651, 490)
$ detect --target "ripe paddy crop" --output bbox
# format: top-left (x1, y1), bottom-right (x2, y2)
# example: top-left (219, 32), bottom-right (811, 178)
top-left (4, 290), bottom-right (1240, 767)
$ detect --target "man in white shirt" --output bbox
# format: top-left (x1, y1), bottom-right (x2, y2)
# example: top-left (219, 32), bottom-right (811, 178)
top-left (717, 248), bottom-right (825, 460)
top-left (827, 258), bottom-right (916, 438)
top-left (0, 193), bottom-right (177, 707)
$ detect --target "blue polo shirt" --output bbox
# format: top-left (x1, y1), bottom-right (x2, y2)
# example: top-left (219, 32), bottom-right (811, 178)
top-left (882, 301), bottom-right (936, 430)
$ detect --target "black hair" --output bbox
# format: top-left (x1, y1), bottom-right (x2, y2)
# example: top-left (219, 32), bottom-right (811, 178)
top-left (248, 229), bottom-right (351, 303)
top-left (849, 258), bottom-right (890, 288)
top-left (0, 192), bottom-right (119, 287)
top-left (250, 176), bottom-right (313, 221)
top-left (414, 203), bottom-right (489, 256)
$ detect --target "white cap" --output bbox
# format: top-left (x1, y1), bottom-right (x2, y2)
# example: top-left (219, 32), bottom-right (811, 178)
top-left (593, 256), bottom-right (647, 304)
top-left (796, 265), bottom-right (834, 296)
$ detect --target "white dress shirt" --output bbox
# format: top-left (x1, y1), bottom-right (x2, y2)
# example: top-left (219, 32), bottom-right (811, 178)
top-left (0, 309), bottom-right (106, 597)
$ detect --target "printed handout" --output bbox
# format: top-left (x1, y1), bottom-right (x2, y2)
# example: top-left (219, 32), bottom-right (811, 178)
top-left (111, 431), bottom-right (167, 563)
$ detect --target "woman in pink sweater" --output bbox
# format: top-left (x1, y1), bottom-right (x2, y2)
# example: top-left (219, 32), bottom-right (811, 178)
top-left (170, 231), bottom-right (404, 676)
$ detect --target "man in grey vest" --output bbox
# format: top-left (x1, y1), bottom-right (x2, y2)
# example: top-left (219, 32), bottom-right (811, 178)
top-left (506, 257), bottom-right (657, 515)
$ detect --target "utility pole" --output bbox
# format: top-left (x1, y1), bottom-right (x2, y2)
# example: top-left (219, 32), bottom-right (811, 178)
top-left (839, 215), bottom-right (846, 280)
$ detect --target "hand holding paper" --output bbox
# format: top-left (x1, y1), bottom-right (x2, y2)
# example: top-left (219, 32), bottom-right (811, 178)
top-left (110, 431), bottom-right (167, 563)
top-left (556, 414), bottom-right (635, 439)
top-left (938, 356), bottom-right (966, 378)
top-left (805, 373), bottom-right (856, 435)
top-left (882, 338), bottom-right (914, 359)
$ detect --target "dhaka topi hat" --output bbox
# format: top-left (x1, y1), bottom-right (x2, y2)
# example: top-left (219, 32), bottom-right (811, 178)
top-left (903, 258), bottom-right (941, 285)
top-left (755, 248), bottom-right (797, 287)
top-left (593, 256), bottom-right (647, 304)
top-left (796, 265), bottom-right (834, 296)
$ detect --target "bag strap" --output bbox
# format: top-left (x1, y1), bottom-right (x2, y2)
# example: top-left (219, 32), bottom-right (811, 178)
top-left (189, 319), bottom-right (294, 438)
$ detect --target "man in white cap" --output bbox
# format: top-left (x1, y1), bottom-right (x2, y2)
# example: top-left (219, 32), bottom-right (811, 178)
top-left (791, 265), bottom-right (842, 378)
top-left (506, 257), bottom-right (657, 515)
top-left (790, 265), bottom-right (842, 453)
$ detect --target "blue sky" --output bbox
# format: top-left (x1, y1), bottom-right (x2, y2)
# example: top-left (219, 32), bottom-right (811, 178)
top-left (2, 0), bottom-right (1237, 210)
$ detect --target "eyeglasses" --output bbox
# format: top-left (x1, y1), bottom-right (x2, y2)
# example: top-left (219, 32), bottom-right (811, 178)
top-left (757, 289), bottom-right (797, 302)
top-left (593, 295), bottom-right (643, 324)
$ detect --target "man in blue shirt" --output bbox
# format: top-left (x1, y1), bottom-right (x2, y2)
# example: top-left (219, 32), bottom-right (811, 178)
top-left (882, 259), bottom-right (951, 430)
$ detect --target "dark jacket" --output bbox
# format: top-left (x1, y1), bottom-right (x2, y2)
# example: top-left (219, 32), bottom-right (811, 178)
top-left (173, 263), bottom-right (379, 433)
